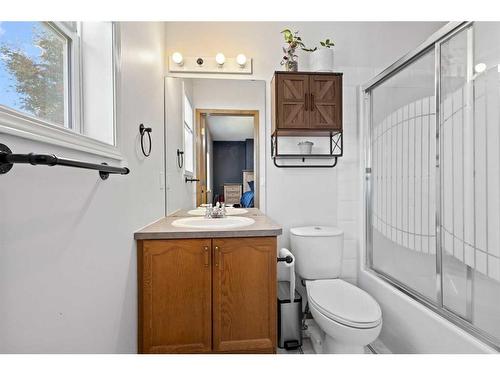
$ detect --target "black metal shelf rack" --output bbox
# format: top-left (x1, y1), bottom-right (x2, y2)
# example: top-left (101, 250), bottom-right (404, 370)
top-left (271, 130), bottom-right (343, 168)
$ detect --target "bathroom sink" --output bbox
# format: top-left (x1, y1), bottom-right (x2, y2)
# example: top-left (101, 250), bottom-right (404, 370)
top-left (171, 216), bottom-right (255, 229)
top-left (187, 208), bottom-right (248, 216)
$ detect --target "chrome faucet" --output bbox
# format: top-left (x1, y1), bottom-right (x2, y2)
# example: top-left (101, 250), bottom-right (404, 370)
top-left (205, 202), bottom-right (226, 218)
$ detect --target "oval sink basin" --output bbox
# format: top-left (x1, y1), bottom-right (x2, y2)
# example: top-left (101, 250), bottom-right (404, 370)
top-left (187, 208), bottom-right (248, 216)
top-left (172, 216), bottom-right (255, 229)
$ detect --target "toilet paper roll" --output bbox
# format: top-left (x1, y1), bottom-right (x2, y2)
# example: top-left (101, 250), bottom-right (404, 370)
top-left (279, 248), bottom-right (296, 302)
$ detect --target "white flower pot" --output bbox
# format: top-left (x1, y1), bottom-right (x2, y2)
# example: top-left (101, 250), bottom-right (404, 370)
top-left (309, 48), bottom-right (334, 72)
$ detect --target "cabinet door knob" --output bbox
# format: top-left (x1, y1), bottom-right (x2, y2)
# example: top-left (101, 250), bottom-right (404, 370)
top-left (203, 246), bottom-right (209, 267)
top-left (310, 93), bottom-right (315, 109)
top-left (214, 246), bottom-right (220, 267)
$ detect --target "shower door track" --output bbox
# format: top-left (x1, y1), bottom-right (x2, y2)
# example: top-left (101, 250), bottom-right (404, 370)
top-left (363, 21), bottom-right (500, 352)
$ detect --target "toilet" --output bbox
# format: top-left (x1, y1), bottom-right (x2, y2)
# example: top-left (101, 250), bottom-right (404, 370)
top-left (290, 226), bottom-right (382, 354)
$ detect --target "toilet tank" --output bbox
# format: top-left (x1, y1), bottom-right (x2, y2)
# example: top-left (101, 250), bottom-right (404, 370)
top-left (290, 226), bottom-right (344, 280)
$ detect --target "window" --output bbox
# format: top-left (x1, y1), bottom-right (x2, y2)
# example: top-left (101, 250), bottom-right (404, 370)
top-left (0, 22), bottom-right (118, 158)
top-left (183, 90), bottom-right (194, 175)
top-left (0, 22), bottom-right (72, 127)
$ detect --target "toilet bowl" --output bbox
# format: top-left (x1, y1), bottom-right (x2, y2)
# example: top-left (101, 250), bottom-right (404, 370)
top-left (290, 225), bottom-right (382, 354)
top-left (306, 279), bottom-right (382, 354)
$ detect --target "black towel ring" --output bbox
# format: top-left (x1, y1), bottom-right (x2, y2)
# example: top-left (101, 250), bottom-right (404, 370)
top-left (139, 124), bottom-right (152, 157)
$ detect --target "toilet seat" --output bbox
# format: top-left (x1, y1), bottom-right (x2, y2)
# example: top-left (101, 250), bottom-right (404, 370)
top-left (307, 279), bottom-right (382, 329)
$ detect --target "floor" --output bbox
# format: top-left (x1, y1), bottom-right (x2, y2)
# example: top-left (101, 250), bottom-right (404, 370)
top-left (277, 338), bottom-right (391, 354)
top-left (276, 318), bottom-right (391, 354)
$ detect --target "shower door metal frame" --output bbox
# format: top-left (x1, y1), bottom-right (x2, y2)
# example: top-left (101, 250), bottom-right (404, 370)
top-left (363, 21), bottom-right (500, 351)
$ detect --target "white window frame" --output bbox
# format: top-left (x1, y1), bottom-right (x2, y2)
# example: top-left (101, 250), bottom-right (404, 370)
top-left (182, 85), bottom-right (195, 176)
top-left (0, 22), bottom-right (122, 160)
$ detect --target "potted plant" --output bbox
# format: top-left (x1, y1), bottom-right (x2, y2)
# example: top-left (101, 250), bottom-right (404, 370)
top-left (309, 38), bottom-right (335, 72)
top-left (280, 29), bottom-right (314, 72)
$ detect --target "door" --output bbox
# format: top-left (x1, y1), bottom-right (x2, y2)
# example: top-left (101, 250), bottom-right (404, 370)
top-left (138, 239), bottom-right (212, 353)
top-left (309, 74), bottom-right (342, 130)
top-left (196, 112), bottom-right (207, 206)
top-left (212, 237), bottom-right (277, 353)
top-left (277, 74), bottom-right (309, 129)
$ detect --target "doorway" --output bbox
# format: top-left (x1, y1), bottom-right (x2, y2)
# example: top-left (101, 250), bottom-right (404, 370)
top-left (195, 109), bottom-right (259, 208)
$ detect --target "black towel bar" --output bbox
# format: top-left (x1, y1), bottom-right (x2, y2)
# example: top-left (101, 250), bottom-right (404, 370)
top-left (0, 143), bottom-right (130, 180)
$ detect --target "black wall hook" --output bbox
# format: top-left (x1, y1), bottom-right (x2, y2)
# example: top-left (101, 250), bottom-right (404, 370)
top-left (176, 149), bottom-right (184, 169)
top-left (139, 124), bottom-right (152, 157)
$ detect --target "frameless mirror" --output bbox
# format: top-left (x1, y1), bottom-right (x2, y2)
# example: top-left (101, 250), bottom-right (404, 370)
top-left (164, 77), bottom-right (265, 214)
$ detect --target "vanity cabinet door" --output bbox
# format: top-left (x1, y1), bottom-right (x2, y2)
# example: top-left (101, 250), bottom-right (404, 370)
top-left (276, 74), bottom-right (310, 130)
top-left (212, 237), bottom-right (277, 353)
top-left (138, 239), bottom-right (212, 353)
top-left (309, 74), bottom-right (342, 130)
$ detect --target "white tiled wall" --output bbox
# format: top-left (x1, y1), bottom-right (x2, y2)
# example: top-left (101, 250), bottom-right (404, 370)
top-left (336, 68), bottom-right (376, 284)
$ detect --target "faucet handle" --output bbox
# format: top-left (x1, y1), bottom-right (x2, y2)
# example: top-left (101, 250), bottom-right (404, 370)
top-left (204, 203), bottom-right (213, 218)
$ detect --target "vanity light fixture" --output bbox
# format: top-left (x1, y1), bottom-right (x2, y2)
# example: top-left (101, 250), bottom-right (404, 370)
top-left (215, 53), bottom-right (226, 66)
top-left (236, 54), bottom-right (247, 67)
top-left (168, 54), bottom-right (252, 74)
top-left (474, 62), bottom-right (486, 73)
top-left (172, 52), bottom-right (184, 66)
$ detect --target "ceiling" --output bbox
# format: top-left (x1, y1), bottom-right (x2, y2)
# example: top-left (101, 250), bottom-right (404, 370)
top-left (206, 115), bottom-right (254, 141)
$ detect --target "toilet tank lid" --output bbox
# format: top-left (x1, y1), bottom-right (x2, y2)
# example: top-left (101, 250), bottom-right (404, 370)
top-left (290, 226), bottom-right (343, 237)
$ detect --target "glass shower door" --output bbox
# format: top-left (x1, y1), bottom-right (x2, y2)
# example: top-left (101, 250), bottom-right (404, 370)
top-left (367, 21), bottom-right (500, 349)
top-left (370, 48), bottom-right (438, 302)
top-left (440, 23), bottom-right (500, 341)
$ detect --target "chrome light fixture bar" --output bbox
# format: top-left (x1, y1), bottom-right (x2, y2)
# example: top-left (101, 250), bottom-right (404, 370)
top-left (168, 54), bottom-right (252, 74)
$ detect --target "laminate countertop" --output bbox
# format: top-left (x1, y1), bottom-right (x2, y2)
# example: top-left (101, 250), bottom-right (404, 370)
top-left (134, 208), bottom-right (282, 240)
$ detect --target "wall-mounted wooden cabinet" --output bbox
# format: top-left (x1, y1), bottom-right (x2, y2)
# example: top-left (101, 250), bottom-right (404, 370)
top-left (137, 237), bottom-right (277, 354)
top-left (271, 71), bottom-right (343, 134)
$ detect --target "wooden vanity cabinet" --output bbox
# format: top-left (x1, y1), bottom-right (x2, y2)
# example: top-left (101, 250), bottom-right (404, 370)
top-left (137, 237), bottom-right (277, 354)
top-left (271, 71), bottom-right (342, 133)
top-left (212, 237), bottom-right (277, 353)
top-left (137, 239), bottom-right (212, 353)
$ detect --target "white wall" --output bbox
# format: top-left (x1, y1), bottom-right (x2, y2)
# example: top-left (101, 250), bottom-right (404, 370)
top-left (0, 22), bottom-right (166, 353)
top-left (165, 22), bottom-right (445, 285)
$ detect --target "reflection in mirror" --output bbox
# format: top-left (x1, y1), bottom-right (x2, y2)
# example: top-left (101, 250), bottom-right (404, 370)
top-left (164, 77), bottom-right (265, 214)
top-left (200, 111), bottom-right (257, 208)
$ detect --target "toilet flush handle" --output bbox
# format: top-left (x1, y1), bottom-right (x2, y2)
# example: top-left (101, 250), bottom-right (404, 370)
top-left (277, 256), bottom-right (293, 264)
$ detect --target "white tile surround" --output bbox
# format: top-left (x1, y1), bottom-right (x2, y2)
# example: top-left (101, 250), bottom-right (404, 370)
top-left (336, 70), bottom-right (377, 284)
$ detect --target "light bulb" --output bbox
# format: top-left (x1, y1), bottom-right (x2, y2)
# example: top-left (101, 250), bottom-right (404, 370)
top-left (215, 53), bottom-right (225, 66)
top-left (172, 52), bottom-right (183, 65)
top-left (236, 54), bottom-right (247, 67)
top-left (475, 63), bottom-right (486, 73)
